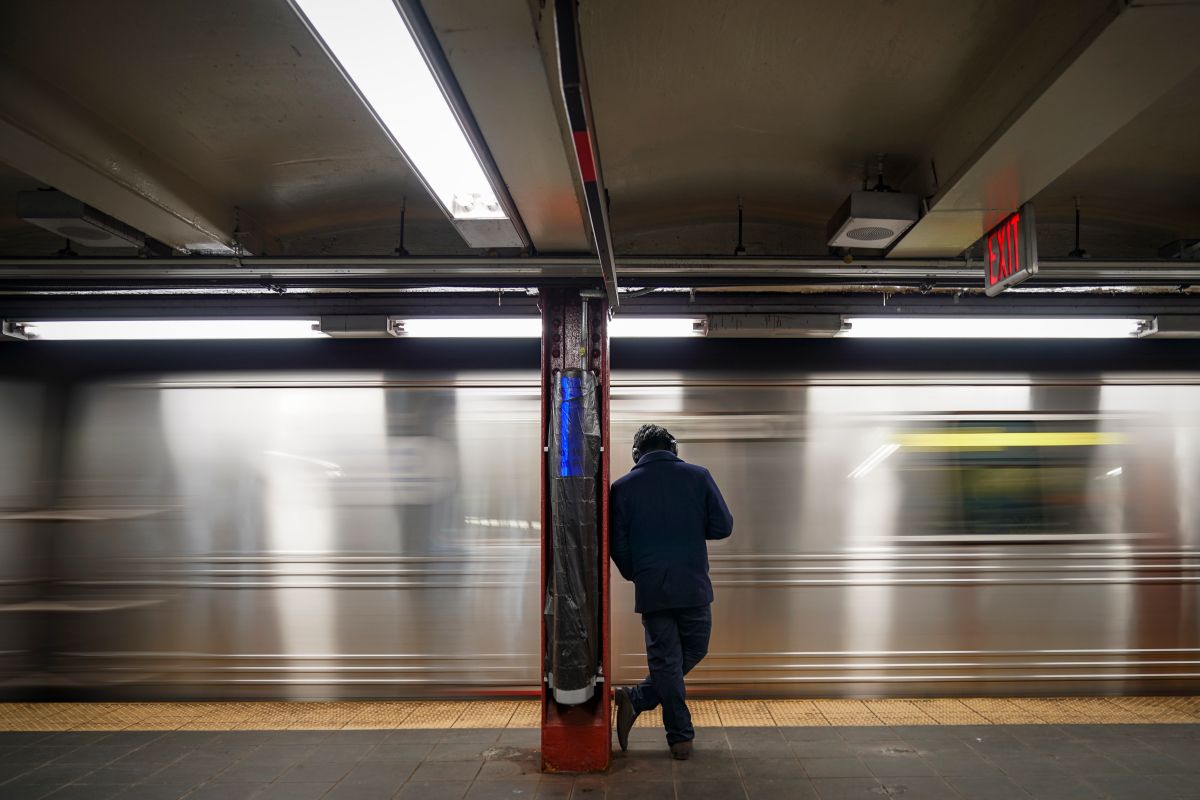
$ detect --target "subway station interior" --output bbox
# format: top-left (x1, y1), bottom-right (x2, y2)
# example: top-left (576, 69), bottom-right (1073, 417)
top-left (2, 1), bottom-right (1200, 798)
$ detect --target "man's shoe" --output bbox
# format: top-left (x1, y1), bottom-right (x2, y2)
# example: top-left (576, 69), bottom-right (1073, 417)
top-left (669, 740), bottom-right (693, 760)
top-left (615, 688), bottom-right (638, 752)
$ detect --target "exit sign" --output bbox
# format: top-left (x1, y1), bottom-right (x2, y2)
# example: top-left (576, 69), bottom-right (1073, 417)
top-left (983, 203), bottom-right (1038, 296)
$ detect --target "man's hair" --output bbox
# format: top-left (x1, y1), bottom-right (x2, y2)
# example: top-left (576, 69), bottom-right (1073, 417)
top-left (633, 424), bottom-right (677, 458)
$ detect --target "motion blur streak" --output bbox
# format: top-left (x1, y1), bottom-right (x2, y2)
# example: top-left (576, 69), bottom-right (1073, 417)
top-left (0, 372), bottom-right (1197, 699)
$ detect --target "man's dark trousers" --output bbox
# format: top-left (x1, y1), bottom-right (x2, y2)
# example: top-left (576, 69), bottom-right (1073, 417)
top-left (628, 604), bottom-right (712, 744)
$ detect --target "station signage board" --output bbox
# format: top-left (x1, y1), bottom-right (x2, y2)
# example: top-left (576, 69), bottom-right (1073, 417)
top-left (983, 202), bottom-right (1037, 297)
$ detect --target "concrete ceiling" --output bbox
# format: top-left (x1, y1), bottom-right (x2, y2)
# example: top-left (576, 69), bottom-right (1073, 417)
top-left (1032, 66), bottom-right (1200, 257)
top-left (0, 0), bottom-right (1197, 264)
top-left (0, 0), bottom-right (463, 256)
top-left (581, 0), bottom-right (1200, 258)
top-left (581, 0), bottom-right (1108, 253)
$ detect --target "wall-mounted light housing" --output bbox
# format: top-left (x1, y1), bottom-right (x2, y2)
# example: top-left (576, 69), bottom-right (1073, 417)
top-left (288, 0), bottom-right (523, 249)
top-left (706, 314), bottom-right (844, 338)
top-left (1136, 315), bottom-right (1200, 339)
top-left (1, 321), bottom-right (30, 341)
top-left (318, 315), bottom-right (401, 338)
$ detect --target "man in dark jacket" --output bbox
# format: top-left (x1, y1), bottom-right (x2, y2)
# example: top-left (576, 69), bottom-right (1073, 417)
top-left (609, 424), bottom-right (733, 760)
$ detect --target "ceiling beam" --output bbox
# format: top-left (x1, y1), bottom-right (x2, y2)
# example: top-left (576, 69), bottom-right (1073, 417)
top-left (422, 0), bottom-right (589, 253)
top-left (891, 1), bottom-right (1200, 258)
top-left (554, 0), bottom-right (619, 306)
top-left (0, 256), bottom-right (1198, 290)
top-left (0, 60), bottom-right (239, 254)
top-left (2, 289), bottom-right (1198, 323)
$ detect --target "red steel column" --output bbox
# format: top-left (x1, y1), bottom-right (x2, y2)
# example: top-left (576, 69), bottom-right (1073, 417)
top-left (539, 287), bottom-right (610, 772)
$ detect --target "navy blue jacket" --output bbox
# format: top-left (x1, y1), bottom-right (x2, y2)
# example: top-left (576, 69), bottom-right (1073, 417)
top-left (609, 451), bottom-right (734, 614)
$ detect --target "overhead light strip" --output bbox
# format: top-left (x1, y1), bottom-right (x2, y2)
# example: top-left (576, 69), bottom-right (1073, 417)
top-left (9, 316), bottom-right (1167, 341)
top-left (840, 317), bottom-right (1147, 339)
top-left (399, 318), bottom-right (539, 338)
top-left (18, 320), bottom-right (328, 340)
top-left (396, 317), bottom-right (704, 338)
top-left (8, 318), bottom-right (708, 340)
top-left (609, 317), bottom-right (704, 338)
top-left (288, 0), bottom-right (521, 247)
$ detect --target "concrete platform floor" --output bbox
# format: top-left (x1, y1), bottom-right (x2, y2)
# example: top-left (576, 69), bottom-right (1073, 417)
top-left (0, 699), bottom-right (1197, 799)
top-left (0, 722), bottom-right (1198, 799)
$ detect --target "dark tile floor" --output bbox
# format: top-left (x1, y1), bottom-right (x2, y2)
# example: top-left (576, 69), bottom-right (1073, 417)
top-left (0, 723), bottom-right (1197, 799)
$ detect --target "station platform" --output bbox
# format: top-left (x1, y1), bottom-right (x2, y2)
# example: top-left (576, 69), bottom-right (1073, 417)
top-left (0, 698), bottom-right (1197, 799)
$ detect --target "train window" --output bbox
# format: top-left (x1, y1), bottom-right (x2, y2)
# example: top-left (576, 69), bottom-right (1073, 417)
top-left (895, 420), bottom-right (1121, 541)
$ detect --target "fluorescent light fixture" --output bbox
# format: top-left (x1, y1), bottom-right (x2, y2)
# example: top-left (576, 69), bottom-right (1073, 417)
top-left (1106, 467), bottom-right (1123, 477)
top-left (399, 318), bottom-right (540, 338)
top-left (706, 313), bottom-right (843, 338)
top-left (841, 317), bottom-right (1145, 339)
top-left (395, 317), bottom-right (705, 338)
top-left (848, 443), bottom-right (900, 478)
top-left (1138, 315), bottom-right (1200, 338)
top-left (20, 320), bottom-right (327, 340)
top-left (289, 0), bottom-right (521, 247)
top-left (1, 321), bottom-right (29, 340)
top-left (318, 315), bottom-right (400, 338)
top-left (16, 316), bottom-right (709, 341)
top-left (610, 317), bottom-right (705, 337)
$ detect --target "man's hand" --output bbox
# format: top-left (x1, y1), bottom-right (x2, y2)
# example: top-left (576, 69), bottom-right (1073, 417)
top-left (704, 469), bottom-right (733, 540)
top-left (610, 483), bottom-right (634, 579)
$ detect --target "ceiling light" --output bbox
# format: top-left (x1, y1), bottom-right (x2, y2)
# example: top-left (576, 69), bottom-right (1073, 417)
top-left (18, 320), bottom-right (328, 340)
top-left (397, 318), bottom-right (540, 338)
top-left (393, 317), bottom-right (705, 338)
top-left (840, 317), bottom-right (1145, 339)
top-left (288, 0), bottom-right (521, 248)
top-left (610, 318), bottom-right (705, 337)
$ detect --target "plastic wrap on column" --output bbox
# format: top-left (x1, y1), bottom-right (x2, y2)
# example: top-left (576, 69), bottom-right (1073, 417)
top-left (544, 367), bottom-right (601, 704)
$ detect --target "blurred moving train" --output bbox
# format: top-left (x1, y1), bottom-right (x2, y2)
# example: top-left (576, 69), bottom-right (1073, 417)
top-left (1, 352), bottom-right (1198, 699)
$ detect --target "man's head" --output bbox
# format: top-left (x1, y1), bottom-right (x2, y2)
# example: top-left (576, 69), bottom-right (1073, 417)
top-left (632, 424), bottom-right (678, 464)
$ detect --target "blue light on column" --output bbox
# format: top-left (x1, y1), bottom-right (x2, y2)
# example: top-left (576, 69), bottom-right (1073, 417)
top-left (559, 372), bottom-right (584, 477)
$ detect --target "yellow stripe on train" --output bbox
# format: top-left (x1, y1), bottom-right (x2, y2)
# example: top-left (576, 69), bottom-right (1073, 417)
top-left (897, 431), bottom-right (1128, 450)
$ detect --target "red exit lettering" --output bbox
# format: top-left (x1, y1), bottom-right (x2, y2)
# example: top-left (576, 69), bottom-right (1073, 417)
top-left (983, 203), bottom-right (1037, 296)
top-left (986, 213), bottom-right (1022, 287)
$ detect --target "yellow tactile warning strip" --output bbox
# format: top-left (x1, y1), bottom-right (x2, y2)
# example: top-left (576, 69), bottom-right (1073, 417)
top-left (0, 697), bottom-right (1197, 731)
